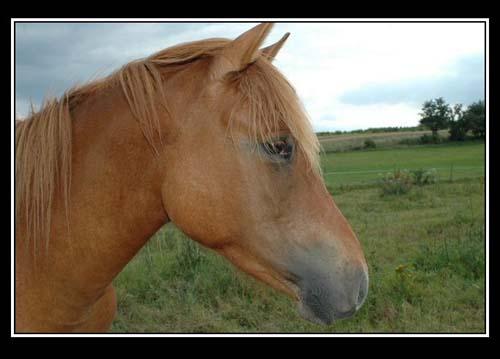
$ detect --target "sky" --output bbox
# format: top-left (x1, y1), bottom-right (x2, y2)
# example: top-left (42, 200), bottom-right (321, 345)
top-left (14, 21), bottom-right (485, 132)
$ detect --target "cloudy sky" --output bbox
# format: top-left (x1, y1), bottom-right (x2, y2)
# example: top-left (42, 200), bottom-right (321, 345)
top-left (15, 21), bottom-right (485, 132)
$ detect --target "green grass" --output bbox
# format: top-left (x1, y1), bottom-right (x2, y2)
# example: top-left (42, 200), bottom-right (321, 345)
top-left (111, 142), bottom-right (486, 333)
top-left (321, 141), bottom-right (485, 188)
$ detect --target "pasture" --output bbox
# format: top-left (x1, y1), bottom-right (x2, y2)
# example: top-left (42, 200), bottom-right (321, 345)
top-left (111, 141), bottom-right (486, 333)
top-left (318, 129), bottom-right (451, 153)
top-left (322, 141), bottom-right (485, 189)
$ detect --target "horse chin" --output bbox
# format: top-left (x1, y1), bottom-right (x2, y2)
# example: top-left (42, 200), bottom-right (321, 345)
top-left (281, 277), bottom-right (336, 325)
top-left (297, 300), bottom-right (335, 325)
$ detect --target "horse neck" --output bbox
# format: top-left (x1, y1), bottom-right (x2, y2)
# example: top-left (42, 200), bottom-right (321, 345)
top-left (19, 84), bottom-right (170, 304)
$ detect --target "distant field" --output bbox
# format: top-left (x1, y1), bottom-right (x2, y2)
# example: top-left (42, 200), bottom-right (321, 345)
top-left (111, 141), bottom-right (486, 333)
top-left (319, 129), bottom-right (450, 153)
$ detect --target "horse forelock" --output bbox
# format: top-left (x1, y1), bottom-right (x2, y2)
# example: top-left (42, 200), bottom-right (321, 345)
top-left (226, 58), bottom-right (321, 176)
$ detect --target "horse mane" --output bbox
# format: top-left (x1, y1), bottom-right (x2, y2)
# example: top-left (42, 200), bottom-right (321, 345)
top-left (15, 37), bottom-right (320, 256)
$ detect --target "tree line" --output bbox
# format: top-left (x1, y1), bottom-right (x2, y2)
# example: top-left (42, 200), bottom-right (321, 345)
top-left (419, 97), bottom-right (485, 141)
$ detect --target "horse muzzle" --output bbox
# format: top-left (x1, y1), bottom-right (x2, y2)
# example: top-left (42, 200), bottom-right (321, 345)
top-left (292, 262), bottom-right (369, 325)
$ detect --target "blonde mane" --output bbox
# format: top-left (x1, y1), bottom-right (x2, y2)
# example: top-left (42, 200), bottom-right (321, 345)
top-left (15, 38), bottom-right (320, 256)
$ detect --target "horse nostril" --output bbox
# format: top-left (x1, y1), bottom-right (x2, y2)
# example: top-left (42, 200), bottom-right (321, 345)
top-left (334, 307), bottom-right (357, 319)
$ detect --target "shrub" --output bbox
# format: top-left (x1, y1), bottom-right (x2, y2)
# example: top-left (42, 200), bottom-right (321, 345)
top-left (398, 137), bottom-right (421, 146)
top-left (419, 133), bottom-right (443, 144)
top-left (391, 264), bottom-right (422, 305)
top-left (364, 139), bottom-right (377, 149)
top-left (379, 169), bottom-right (413, 196)
top-left (410, 168), bottom-right (438, 186)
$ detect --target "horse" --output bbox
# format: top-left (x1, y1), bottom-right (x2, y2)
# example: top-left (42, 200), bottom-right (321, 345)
top-left (15, 23), bottom-right (369, 333)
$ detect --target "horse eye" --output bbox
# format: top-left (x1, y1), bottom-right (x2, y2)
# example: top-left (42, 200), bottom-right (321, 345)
top-left (262, 137), bottom-right (294, 161)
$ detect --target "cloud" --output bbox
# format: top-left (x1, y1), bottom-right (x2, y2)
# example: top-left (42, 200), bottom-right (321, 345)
top-left (15, 23), bottom-right (208, 102)
top-left (15, 97), bottom-right (32, 119)
top-left (14, 22), bottom-right (263, 111)
top-left (313, 103), bottom-right (424, 132)
top-left (14, 22), bottom-right (485, 131)
top-left (339, 54), bottom-right (484, 107)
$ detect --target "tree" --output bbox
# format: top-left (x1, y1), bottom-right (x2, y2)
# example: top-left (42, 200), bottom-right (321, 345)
top-left (464, 100), bottom-right (485, 138)
top-left (452, 103), bottom-right (464, 121)
top-left (419, 97), bottom-right (453, 136)
top-left (448, 103), bottom-right (468, 141)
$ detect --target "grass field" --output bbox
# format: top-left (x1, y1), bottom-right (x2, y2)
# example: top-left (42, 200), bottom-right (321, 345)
top-left (318, 129), bottom-right (450, 153)
top-left (111, 141), bottom-right (486, 333)
top-left (321, 141), bottom-right (485, 188)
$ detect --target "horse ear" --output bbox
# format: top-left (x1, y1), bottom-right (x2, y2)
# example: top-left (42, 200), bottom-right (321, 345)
top-left (261, 32), bottom-right (290, 61)
top-left (213, 23), bottom-right (273, 79)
